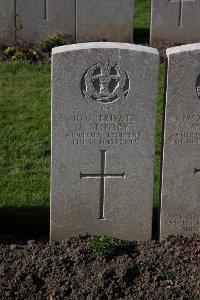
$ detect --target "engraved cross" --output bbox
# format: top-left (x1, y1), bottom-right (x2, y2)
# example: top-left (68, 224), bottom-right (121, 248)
top-left (80, 150), bottom-right (125, 220)
top-left (44, 0), bottom-right (48, 20)
top-left (168, 0), bottom-right (194, 27)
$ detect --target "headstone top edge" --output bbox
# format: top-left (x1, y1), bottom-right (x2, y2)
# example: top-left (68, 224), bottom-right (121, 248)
top-left (52, 42), bottom-right (159, 56)
top-left (166, 43), bottom-right (200, 57)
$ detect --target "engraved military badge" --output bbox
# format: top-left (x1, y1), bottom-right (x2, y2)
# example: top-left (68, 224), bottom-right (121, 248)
top-left (196, 74), bottom-right (200, 99)
top-left (81, 62), bottom-right (129, 109)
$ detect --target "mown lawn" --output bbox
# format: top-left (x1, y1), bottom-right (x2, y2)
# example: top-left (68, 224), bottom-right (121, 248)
top-left (0, 62), bottom-right (51, 232)
top-left (0, 62), bottom-right (51, 206)
top-left (0, 0), bottom-right (163, 234)
top-left (135, 0), bottom-right (151, 29)
top-left (134, 0), bottom-right (151, 43)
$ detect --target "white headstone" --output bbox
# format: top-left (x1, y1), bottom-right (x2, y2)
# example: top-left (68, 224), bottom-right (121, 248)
top-left (16, 0), bottom-right (75, 42)
top-left (51, 42), bottom-right (159, 242)
top-left (151, 0), bottom-right (200, 43)
top-left (76, 0), bottom-right (134, 42)
top-left (161, 44), bottom-right (200, 239)
top-left (0, 0), bottom-right (15, 44)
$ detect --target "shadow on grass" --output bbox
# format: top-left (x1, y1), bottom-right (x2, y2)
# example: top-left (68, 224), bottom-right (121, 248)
top-left (0, 205), bottom-right (159, 241)
top-left (152, 206), bottom-right (159, 240)
top-left (134, 28), bottom-right (150, 44)
top-left (0, 206), bottom-right (49, 238)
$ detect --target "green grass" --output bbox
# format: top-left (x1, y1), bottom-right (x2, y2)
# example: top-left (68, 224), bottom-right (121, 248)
top-left (134, 0), bottom-right (151, 43)
top-left (154, 64), bottom-right (165, 207)
top-left (134, 0), bottom-right (151, 30)
top-left (0, 62), bottom-right (51, 232)
top-left (89, 236), bottom-right (118, 259)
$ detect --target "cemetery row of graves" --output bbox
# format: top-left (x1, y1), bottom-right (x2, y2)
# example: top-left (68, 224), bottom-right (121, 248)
top-left (1, 0), bottom-right (200, 45)
top-left (1, 0), bottom-right (200, 242)
top-left (2, 42), bottom-right (199, 241)
top-left (1, 43), bottom-right (200, 300)
top-left (1, 1), bottom-right (200, 298)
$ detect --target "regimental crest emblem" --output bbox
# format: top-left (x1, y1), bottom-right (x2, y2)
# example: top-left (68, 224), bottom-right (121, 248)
top-left (196, 74), bottom-right (200, 99)
top-left (81, 62), bottom-right (130, 109)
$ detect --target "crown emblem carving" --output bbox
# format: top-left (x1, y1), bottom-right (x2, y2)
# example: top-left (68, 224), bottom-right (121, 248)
top-left (81, 62), bottom-right (129, 108)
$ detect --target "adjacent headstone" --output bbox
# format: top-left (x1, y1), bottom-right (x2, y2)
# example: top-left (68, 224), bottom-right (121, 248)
top-left (51, 42), bottom-right (159, 242)
top-left (0, 0), bottom-right (134, 44)
top-left (16, 0), bottom-right (75, 43)
top-left (0, 0), bottom-right (75, 44)
top-left (160, 44), bottom-right (200, 239)
top-left (151, 0), bottom-right (200, 43)
top-left (76, 0), bottom-right (134, 43)
top-left (0, 0), bottom-right (15, 44)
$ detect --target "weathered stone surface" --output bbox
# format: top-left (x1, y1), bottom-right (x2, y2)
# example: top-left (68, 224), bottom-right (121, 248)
top-left (151, 0), bottom-right (200, 43)
top-left (160, 44), bottom-right (200, 239)
top-left (0, 0), bottom-right (134, 44)
top-left (76, 0), bottom-right (134, 42)
top-left (51, 42), bottom-right (159, 242)
top-left (0, 0), bottom-right (15, 44)
top-left (16, 0), bottom-right (75, 42)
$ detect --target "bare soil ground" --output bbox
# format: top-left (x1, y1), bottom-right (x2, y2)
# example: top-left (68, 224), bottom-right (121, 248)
top-left (0, 234), bottom-right (200, 299)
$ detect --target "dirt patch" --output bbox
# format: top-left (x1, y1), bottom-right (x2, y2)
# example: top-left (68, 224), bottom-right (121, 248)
top-left (0, 234), bottom-right (200, 299)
